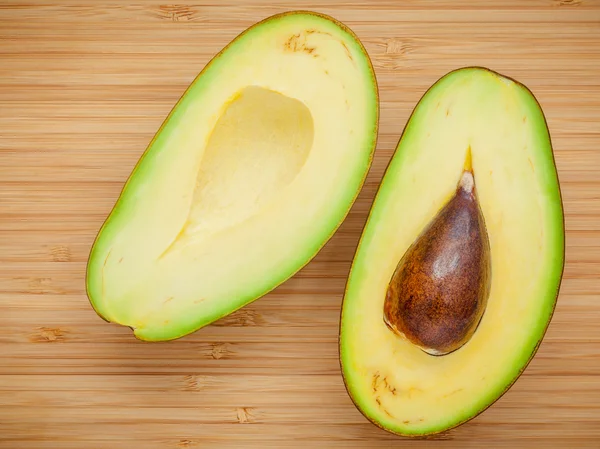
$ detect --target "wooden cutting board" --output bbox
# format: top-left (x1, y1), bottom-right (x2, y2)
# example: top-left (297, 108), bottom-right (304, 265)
top-left (2, 1), bottom-right (599, 447)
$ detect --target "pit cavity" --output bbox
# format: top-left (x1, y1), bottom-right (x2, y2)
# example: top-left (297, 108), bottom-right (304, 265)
top-left (185, 86), bottom-right (314, 236)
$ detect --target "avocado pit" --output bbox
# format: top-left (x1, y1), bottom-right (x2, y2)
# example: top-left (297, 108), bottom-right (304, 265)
top-left (383, 150), bottom-right (491, 356)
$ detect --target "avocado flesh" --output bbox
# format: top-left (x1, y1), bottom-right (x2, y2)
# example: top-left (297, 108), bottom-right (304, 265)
top-left (340, 67), bottom-right (564, 436)
top-left (86, 11), bottom-right (378, 341)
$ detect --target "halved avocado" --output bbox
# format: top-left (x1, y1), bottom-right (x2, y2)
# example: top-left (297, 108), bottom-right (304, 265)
top-left (340, 67), bottom-right (564, 436)
top-left (86, 11), bottom-right (378, 341)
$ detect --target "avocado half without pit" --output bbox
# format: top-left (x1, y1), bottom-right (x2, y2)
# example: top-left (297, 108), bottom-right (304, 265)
top-left (85, 11), bottom-right (379, 341)
top-left (340, 67), bottom-right (565, 436)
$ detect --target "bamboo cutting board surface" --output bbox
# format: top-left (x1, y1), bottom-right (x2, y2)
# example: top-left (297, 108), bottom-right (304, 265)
top-left (1, 1), bottom-right (600, 447)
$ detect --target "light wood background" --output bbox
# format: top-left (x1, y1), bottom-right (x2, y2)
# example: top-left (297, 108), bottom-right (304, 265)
top-left (2, 1), bottom-right (600, 447)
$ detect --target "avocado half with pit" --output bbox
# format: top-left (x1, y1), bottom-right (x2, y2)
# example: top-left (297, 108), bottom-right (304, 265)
top-left (86, 11), bottom-right (378, 341)
top-left (340, 67), bottom-right (564, 436)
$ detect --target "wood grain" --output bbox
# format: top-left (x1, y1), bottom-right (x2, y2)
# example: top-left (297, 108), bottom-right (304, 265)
top-left (1, 1), bottom-right (600, 447)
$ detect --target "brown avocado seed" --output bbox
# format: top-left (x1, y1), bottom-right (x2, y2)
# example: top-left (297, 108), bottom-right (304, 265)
top-left (383, 150), bottom-right (491, 356)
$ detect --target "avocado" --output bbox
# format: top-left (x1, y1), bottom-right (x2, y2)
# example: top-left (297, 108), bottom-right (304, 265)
top-left (339, 67), bottom-right (564, 436)
top-left (86, 11), bottom-right (379, 341)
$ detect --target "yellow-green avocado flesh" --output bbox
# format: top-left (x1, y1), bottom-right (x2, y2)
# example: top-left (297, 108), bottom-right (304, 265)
top-left (340, 67), bottom-right (564, 436)
top-left (86, 11), bottom-right (379, 341)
